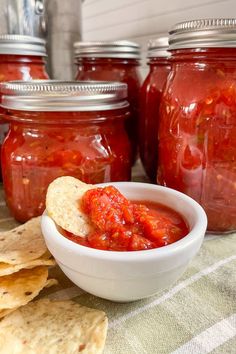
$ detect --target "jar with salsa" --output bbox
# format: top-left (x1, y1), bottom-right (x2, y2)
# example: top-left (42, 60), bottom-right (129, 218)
top-left (139, 37), bottom-right (171, 182)
top-left (0, 80), bottom-right (131, 222)
top-left (0, 35), bottom-right (49, 177)
top-left (74, 41), bottom-right (142, 163)
top-left (158, 18), bottom-right (236, 233)
top-left (0, 35), bottom-right (48, 84)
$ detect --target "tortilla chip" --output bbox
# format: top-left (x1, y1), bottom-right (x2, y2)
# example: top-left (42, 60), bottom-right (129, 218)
top-left (0, 217), bottom-right (47, 265)
top-left (0, 266), bottom-right (50, 309)
top-left (0, 279), bottom-right (57, 319)
top-left (44, 278), bottom-right (58, 288)
top-left (0, 253), bottom-right (56, 276)
top-left (0, 299), bottom-right (108, 354)
top-left (0, 307), bottom-right (16, 319)
top-left (46, 176), bottom-right (93, 237)
top-left (0, 331), bottom-right (34, 353)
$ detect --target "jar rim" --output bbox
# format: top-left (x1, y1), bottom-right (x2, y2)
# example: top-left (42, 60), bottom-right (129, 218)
top-left (0, 35), bottom-right (47, 56)
top-left (169, 18), bottom-right (236, 49)
top-left (0, 80), bottom-right (129, 112)
top-left (74, 40), bottom-right (141, 59)
top-left (147, 37), bottom-right (170, 58)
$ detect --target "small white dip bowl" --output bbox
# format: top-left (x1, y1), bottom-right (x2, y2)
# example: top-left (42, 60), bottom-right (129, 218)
top-left (41, 182), bottom-right (207, 302)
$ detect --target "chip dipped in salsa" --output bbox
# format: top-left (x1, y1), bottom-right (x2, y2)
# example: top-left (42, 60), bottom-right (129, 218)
top-left (62, 186), bottom-right (189, 251)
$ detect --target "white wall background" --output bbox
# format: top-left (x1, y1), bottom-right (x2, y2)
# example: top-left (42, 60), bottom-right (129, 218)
top-left (82, 0), bottom-right (236, 76)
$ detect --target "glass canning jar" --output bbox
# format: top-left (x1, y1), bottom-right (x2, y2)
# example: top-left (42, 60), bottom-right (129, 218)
top-left (158, 18), bottom-right (236, 233)
top-left (139, 37), bottom-right (171, 182)
top-left (0, 35), bottom-right (49, 177)
top-left (74, 41), bottom-right (142, 163)
top-left (0, 80), bottom-right (131, 222)
top-left (0, 35), bottom-right (49, 84)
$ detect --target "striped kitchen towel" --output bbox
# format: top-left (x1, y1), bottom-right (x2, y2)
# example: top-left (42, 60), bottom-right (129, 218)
top-left (43, 233), bottom-right (236, 354)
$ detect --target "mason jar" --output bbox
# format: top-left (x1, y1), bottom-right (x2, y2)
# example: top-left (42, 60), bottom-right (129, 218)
top-left (1, 80), bottom-right (131, 222)
top-left (74, 41), bottom-right (142, 163)
top-left (0, 35), bottom-right (48, 83)
top-left (158, 18), bottom-right (236, 233)
top-left (139, 37), bottom-right (171, 182)
top-left (0, 35), bottom-right (49, 178)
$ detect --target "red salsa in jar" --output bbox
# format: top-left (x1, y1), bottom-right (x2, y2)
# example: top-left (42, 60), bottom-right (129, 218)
top-left (0, 35), bottom-right (49, 178)
top-left (139, 37), bottom-right (171, 182)
top-left (63, 186), bottom-right (189, 251)
top-left (74, 41), bottom-right (142, 164)
top-left (0, 35), bottom-right (48, 84)
top-left (158, 19), bottom-right (236, 233)
top-left (1, 81), bottom-right (131, 222)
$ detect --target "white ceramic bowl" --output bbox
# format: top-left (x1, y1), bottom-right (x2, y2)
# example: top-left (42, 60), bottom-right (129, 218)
top-left (41, 182), bottom-right (207, 302)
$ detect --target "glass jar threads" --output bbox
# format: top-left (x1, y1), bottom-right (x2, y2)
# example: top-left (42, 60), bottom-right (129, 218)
top-left (158, 18), bottom-right (236, 233)
top-left (1, 80), bottom-right (131, 222)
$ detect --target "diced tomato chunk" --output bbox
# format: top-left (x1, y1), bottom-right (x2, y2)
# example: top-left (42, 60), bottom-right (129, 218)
top-left (82, 186), bottom-right (134, 232)
top-left (129, 234), bottom-right (155, 251)
top-left (109, 230), bottom-right (131, 251)
top-left (87, 232), bottom-right (110, 250)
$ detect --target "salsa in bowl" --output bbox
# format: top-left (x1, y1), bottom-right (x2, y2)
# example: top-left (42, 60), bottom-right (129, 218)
top-left (62, 184), bottom-right (189, 252)
top-left (41, 181), bottom-right (207, 302)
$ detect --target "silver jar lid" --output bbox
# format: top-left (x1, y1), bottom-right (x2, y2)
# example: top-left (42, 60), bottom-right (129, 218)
top-left (74, 40), bottom-right (141, 59)
top-left (0, 80), bottom-right (129, 112)
top-left (0, 35), bottom-right (47, 56)
top-left (169, 18), bottom-right (236, 50)
top-left (147, 37), bottom-right (170, 58)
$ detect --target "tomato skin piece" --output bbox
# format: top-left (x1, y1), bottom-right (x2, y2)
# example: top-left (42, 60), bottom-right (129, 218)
top-left (64, 186), bottom-right (189, 251)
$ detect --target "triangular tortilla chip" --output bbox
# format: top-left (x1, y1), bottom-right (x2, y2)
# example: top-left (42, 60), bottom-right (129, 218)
top-left (0, 253), bottom-right (55, 276)
top-left (46, 176), bottom-right (93, 237)
top-left (0, 299), bottom-right (108, 354)
top-left (0, 266), bottom-right (49, 309)
top-left (0, 278), bottom-right (58, 319)
top-left (0, 217), bottom-right (47, 265)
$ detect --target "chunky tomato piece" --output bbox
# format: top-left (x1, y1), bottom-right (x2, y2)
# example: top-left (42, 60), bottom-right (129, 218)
top-left (129, 234), bottom-right (155, 251)
top-left (64, 186), bottom-right (189, 251)
top-left (82, 186), bottom-right (134, 232)
top-left (87, 232), bottom-right (110, 250)
top-left (109, 230), bottom-right (132, 251)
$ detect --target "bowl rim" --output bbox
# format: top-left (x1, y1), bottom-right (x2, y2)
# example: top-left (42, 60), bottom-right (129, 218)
top-left (41, 182), bottom-right (207, 261)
